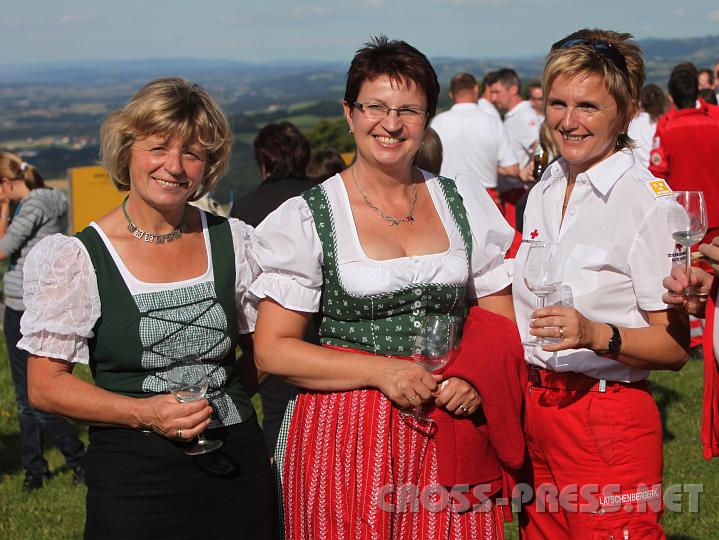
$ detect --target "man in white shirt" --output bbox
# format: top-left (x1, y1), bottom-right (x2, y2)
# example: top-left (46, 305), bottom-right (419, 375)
top-left (489, 68), bottom-right (540, 253)
top-left (430, 72), bottom-right (518, 203)
top-left (477, 71), bottom-right (501, 120)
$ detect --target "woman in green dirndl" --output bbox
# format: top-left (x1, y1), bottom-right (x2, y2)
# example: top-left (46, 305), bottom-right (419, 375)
top-left (20, 78), bottom-right (275, 539)
top-left (252, 37), bottom-right (518, 539)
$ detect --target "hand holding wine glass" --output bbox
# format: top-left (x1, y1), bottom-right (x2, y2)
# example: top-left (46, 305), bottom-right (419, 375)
top-left (166, 353), bottom-right (223, 455)
top-left (523, 241), bottom-right (562, 348)
top-left (668, 191), bottom-right (708, 297)
top-left (400, 315), bottom-right (457, 423)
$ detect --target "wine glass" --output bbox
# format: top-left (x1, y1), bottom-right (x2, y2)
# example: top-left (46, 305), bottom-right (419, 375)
top-left (522, 241), bottom-right (562, 348)
top-left (400, 315), bottom-right (457, 423)
top-left (166, 353), bottom-right (223, 455)
top-left (668, 191), bottom-right (708, 297)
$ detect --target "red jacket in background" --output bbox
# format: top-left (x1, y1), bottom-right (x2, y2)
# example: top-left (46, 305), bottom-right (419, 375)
top-left (649, 103), bottom-right (719, 240)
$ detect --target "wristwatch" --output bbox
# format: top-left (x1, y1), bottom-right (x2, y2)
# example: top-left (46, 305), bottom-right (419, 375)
top-left (606, 323), bottom-right (622, 356)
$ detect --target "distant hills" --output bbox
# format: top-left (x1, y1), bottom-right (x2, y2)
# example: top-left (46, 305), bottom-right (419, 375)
top-left (1, 34), bottom-right (718, 201)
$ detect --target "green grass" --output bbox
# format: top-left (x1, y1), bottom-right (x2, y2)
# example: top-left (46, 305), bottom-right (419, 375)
top-left (0, 341), bottom-right (715, 538)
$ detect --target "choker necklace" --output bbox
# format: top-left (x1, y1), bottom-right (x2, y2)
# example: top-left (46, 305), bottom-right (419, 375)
top-left (122, 197), bottom-right (188, 243)
top-left (352, 167), bottom-right (418, 226)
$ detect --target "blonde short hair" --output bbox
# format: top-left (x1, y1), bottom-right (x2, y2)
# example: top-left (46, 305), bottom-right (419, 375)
top-left (100, 78), bottom-right (232, 201)
top-left (543, 29), bottom-right (644, 150)
top-left (0, 151), bottom-right (44, 190)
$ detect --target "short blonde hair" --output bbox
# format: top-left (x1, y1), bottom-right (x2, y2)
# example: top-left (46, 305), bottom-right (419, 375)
top-left (0, 151), bottom-right (44, 190)
top-left (543, 29), bottom-right (644, 150)
top-left (100, 78), bottom-right (232, 201)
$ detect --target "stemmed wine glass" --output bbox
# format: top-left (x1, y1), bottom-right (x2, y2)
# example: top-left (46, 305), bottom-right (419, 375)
top-left (400, 315), bottom-right (457, 423)
top-left (668, 191), bottom-right (708, 297)
top-left (522, 241), bottom-right (562, 348)
top-left (166, 353), bottom-right (223, 455)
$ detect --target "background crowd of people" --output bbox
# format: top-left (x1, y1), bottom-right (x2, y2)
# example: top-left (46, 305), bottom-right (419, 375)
top-left (2, 26), bottom-right (718, 540)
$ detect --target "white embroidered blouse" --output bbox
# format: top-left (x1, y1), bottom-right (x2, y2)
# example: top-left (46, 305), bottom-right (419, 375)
top-left (18, 211), bottom-right (260, 364)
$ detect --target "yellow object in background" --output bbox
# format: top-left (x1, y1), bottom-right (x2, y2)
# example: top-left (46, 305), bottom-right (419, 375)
top-left (69, 165), bottom-right (124, 233)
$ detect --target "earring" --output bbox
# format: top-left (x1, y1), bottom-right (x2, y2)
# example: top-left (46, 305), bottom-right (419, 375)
top-left (348, 128), bottom-right (353, 135)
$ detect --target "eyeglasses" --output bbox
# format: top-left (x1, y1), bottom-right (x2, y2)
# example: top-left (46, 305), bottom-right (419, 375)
top-left (353, 101), bottom-right (427, 125)
top-left (552, 37), bottom-right (628, 76)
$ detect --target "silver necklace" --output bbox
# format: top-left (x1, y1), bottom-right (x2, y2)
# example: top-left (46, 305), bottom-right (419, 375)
top-left (122, 197), bottom-right (188, 243)
top-left (351, 167), bottom-right (418, 226)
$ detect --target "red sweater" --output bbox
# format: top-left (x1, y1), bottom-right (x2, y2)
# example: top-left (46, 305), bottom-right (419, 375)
top-left (430, 307), bottom-right (527, 514)
top-left (702, 280), bottom-right (719, 459)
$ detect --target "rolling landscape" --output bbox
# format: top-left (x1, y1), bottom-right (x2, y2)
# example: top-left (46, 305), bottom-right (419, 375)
top-left (1, 34), bottom-right (718, 204)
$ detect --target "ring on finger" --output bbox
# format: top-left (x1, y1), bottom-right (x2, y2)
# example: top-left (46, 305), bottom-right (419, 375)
top-left (408, 394), bottom-right (419, 402)
top-left (458, 405), bottom-right (469, 414)
top-left (176, 428), bottom-right (184, 439)
top-left (558, 326), bottom-right (565, 339)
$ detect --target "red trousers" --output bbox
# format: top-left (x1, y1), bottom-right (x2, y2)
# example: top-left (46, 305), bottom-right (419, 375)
top-left (520, 368), bottom-right (665, 539)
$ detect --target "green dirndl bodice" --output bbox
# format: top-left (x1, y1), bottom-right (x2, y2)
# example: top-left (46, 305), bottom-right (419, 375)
top-left (303, 176), bottom-right (474, 354)
top-left (75, 212), bottom-right (254, 427)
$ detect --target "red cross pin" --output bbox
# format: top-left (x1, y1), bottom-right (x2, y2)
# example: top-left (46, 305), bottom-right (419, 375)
top-left (530, 229), bottom-right (539, 240)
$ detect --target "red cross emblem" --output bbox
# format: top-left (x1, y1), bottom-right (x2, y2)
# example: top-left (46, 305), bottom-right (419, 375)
top-left (530, 229), bottom-right (539, 240)
top-left (675, 243), bottom-right (683, 252)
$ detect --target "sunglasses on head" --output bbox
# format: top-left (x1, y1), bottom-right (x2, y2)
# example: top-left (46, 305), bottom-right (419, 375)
top-left (552, 37), bottom-right (628, 76)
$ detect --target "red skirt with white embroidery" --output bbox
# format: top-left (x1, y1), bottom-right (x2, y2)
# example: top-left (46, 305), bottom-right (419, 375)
top-left (282, 386), bottom-right (504, 539)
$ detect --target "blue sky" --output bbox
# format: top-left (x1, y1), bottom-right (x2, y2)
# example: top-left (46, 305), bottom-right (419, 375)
top-left (3, 0), bottom-right (719, 64)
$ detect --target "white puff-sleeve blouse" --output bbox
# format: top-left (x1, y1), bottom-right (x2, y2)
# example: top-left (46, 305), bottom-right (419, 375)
top-left (249, 171), bottom-right (513, 312)
top-left (18, 214), bottom-right (260, 364)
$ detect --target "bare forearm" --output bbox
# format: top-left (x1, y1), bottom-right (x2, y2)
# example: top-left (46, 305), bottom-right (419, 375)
top-left (587, 318), bottom-right (689, 371)
top-left (29, 358), bottom-right (146, 428)
top-left (497, 164), bottom-right (519, 177)
top-left (254, 336), bottom-right (379, 391)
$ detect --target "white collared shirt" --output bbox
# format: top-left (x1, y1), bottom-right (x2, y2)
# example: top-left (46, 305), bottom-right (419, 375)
top-left (430, 103), bottom-right (516, 189)
top-left (512, 151), bottom-right (678, 382)
top-left (503, 100), bottom-right (540, 167)
top-left (478, 97), bottom-right (501, 120)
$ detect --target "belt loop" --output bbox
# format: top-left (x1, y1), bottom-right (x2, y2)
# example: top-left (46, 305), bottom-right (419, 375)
top-left (598, 379), bottom-right (607, 393)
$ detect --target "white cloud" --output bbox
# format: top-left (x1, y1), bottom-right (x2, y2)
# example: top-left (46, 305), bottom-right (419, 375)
top-left (671, 8), bottom-right (686, 17)
top-left (5, 19), bottom-right (21, 30)
top-left (709, 10), bottom-right (719, 21)
top-left (365, 0), bottom-right (384, 6)
top-left (291, 4), bottom-right (330, 18)
top-left (57, 15), bottom-right (89, 25)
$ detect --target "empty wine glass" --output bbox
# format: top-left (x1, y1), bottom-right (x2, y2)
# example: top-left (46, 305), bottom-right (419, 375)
top-left (523, 241), bottom-right (562, 348)
top-left (166, 353), bottom-right (223, 455)
top-left (399, 315), bottom-right (457, 423)
top-left (668, 191), bottom-right (708, 297)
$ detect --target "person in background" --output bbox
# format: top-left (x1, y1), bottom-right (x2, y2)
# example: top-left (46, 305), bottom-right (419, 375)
top-left (412, 126), bottom-right (443, 175)
top-left (489, 68), bottom-right (540, 255)
top-left (662, 237), bottom-right (719, 460)
top-left (230, 121), bottom-right (314, 228)
top-left (0, 151), bottom-right (86, 492)
top-left (650, 63), bottom-right (719, 245)
top-left (699, 87), bottom-right (718, 106)
top-left (22, 78), bottom-right (274, 538)
top-left (230, 121), bottom-right (316, 458)
top-left (627, 84), bottom-right (668, 168)
top-left (430, 72), bottom-right (517, 205)
top-left (251, 36), bottom-right (519, 539)
top-left (524, 81), bottom-right (544, 122)
top-left (478, 70), bottom-right (501, 119)
top-left (306, 149), bottom-right (346, 184)
top-left (698, 68), bottom-right (714, 90)
top-left (514, 29), bottom-right (689, 538)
